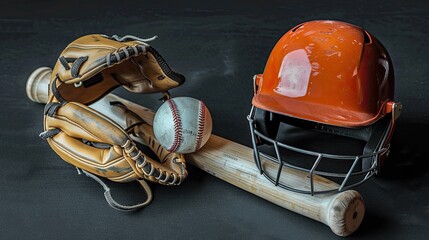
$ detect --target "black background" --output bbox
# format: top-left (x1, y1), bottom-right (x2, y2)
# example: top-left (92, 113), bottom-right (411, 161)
top-left (1, 0), bottom-right (428, 239)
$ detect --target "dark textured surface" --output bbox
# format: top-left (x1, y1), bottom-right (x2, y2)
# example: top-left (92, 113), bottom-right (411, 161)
top-left (1, 0), bottom-right (428, 239)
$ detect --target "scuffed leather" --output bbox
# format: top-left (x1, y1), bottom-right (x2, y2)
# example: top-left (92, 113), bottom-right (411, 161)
top-left (50, 34), bottom-right (184, 104)
top-left (43, 34), bottom-right (187, 186)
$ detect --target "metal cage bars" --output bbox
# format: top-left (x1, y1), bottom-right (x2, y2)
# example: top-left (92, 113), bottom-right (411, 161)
top-left (247, 106), bottom-right (388, 195)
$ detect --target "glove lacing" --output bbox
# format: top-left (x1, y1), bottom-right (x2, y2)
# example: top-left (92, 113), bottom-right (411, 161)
top-left (77, 168), bottom-right (153, 211)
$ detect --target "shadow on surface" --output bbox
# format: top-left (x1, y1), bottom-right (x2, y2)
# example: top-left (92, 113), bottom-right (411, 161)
top-left (381, 120), bottom-right (429, 179)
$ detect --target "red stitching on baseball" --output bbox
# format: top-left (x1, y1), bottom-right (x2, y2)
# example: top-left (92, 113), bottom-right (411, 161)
top-left (195, 101), bottom-right (206, 151)
top-left (167, 99), bottom-right (182, 152)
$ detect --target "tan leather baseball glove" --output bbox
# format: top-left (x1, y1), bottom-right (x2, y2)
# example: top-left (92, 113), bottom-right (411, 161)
top-left (40, 34), bottom-right (187, 211)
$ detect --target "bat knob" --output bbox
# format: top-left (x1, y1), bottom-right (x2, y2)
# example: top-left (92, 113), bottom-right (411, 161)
top-left (325, 190), bottom-right (365, 236)
top-left (26, 67), bottom-right (52, 104)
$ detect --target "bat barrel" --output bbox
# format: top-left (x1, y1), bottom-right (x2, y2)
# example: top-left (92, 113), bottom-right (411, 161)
top-left (186, 135), bottom-right (365, 237)
top-left (26, 67), bottom-right (52, 104)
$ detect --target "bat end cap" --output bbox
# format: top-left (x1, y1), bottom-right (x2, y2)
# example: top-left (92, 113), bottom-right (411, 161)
top-left (327, 190), bottom-right (365, 236)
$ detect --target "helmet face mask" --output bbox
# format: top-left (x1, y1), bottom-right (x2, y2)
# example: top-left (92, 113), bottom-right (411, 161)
top-left (249, 20), bottom-right (402, 194)
top-left (248, 106), bottom-right (394, 194)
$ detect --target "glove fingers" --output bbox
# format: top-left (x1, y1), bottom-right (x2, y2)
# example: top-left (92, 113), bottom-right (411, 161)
top-left (120, 48), bottom-right (184, 94)
top-left (48, 131), bottom-right (138, 182)
top-left (134, 123), bottom-right (187, 184)
top-left (45, 101), bottom-right (187, 185)
top-left (117, 102), bottom-right (187, 184)
top-left (136, 123), bottom-right (186, 168)
top-left (46, 102), bottom-right (128, 146)
top-left (53, 34), bottom-right (185, 105)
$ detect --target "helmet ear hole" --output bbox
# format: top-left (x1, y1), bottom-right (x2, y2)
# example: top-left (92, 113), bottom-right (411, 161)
top-left (253, 108), bottom-right (280, 145)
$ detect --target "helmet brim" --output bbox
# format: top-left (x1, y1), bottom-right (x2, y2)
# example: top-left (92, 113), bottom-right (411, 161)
top-left (252, 93), bottom-right (386, 127)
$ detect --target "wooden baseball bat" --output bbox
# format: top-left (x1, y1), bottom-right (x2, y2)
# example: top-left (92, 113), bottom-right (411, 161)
top-left (26, 67), bottom-right (365, 236)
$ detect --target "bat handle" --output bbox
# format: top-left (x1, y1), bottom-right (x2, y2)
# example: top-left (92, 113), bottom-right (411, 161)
top-left (323, 190), bottom-right (365, 236)
top-left (26, 67), bottom-right (52, 104)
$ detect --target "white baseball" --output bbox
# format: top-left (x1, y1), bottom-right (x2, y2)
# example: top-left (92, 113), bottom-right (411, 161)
top-left (153, 97), bottom-right (213, 154)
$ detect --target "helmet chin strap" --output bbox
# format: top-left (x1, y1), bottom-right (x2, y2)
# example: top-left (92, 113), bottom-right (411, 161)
top-left (362, 116), bottom-right (392, 172)
top-left (372, 101), bottom-right (402, 172)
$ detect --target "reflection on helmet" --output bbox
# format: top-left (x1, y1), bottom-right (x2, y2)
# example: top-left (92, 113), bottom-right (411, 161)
top-left (248, 20), bottom-right (402, 195)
